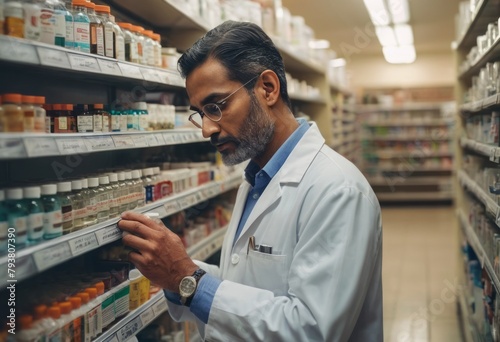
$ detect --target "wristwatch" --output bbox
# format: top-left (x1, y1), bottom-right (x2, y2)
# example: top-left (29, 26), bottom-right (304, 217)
top-left (179, 268), bottom-right (206, 306)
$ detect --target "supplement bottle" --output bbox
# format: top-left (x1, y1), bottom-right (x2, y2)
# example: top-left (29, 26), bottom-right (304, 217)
top-left (53, 0), bottom-right (72, 48)
top-left (41, 184), bottom-right (63, 239)
top-left (142, 167), bottom-right (154, 204)
top-left (68, 296), bottom-right (84, 342)
top-left (52, 104), bottom-right (68, 133)
top-left (152, 33), bottom-right (162, 67)
top-left (110, 107), bottom-right (121, 132)
top-left (142, 30), bottom-right (155, 66)
top-left (124, 171), bottom-right (135, 210)
top-left (2, 93), bottom-right (24, 132)
top-left (4, 0), bottom-right (24, 38)
top-left (117, 171), bottom-right (128, 213)
top-left (107, 172), bottom-right (120, 218)
top-left (86, 1), bottom-right (104, 56)
top-left (70, 179), bottom-right (85, 232)
top-left (17, 315), bottom-right (38, 342)
top-left (75, 104), bottom-right (93, 133)
top-left (131, 169), bottom-right (144, 208)
top-left (71, 0), bottom-right (90, 53)
top-left (75, 292), bottom-right (90, 341)
top-left (33, 96), bottom-right (46, 133)
top-left (23, 186), bottom-right (44, 244)
top-left (0, 190), bottom-right (8, 253)
top-left (109, 13), bottom-right (125, 61)
top-left (39, 0), bottom-right (55, 45)
top-left (46, 306), bottom-right (62, 341)
top-left (5, 188), bottom-right (28, 248)
top-left (131, 25), bottom-right (145, 65)
top-left (95, 5), bottom-right (114, 58)
top-left (86, 177), bottom-right (99, 227)
top-left (21, 95), bottom-right (35, 132)
top-left (58, 301), bottom-right (73, 341)
top-left (57, 181), bottom-right (74, 235)
top-left (64, 104), bottom-right (76, 133)
top-left (96, 175), bottom-right (111, 222)
top-left (23, 0), bottom-right (41, 41)
top-left (43, 103), bottom-right (52, 133)
top-left (91, 103), bottom-right (103, 133)
top-left (117, 22), bottom-right (138, 63)
top-left (33, 305), bottom-right (53, 341)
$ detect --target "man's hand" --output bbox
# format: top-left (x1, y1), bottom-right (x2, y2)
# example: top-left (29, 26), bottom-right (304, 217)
top-left (118, 211), bottom-right (198, 292)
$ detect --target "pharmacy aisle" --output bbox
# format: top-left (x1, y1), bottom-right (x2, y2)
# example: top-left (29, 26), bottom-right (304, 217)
top-left (381, 205), bottom-right (461, 342)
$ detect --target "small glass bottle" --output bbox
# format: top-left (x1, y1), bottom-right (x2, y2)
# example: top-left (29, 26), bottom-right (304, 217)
top-left (117, 171), bottom-right (128, 213)
top-left (142, 167), bottom-right (154, 204)
top-left (71, 0), bottom-right (90, 53)
top-left (2, 93), bottom-right (24, 132)
top-left (5, 188), bottom-right (28, 248)
top-left (41, 184), bottom-right (63, 239)
top-left (91, 104), bottom-right (103, 133)
top-left (107, 173), bottom-right (120, 218)
top-left (96, 176), bottom-right (111, 222)
top-left (23, 186), bottom-right (44, 245)
top-left (4, 0), bottom-right (24, 38)
top-left (21, 95), bottom-right (36, 133)
top-left (152, 33), bottom-right (162, 68)
top-left (94, 5), bottom-right (114, 58)
top-left (57, 182), bottom-right (74, 235)
top-left (132, 169), bottom-right (145, 207)
top-left (64, 104), bottom-right (76, 133)
top-left (142, 29), bottom-right (155, 67)
top-left (69, 180), bottom-right (86, 232)
top-left (94, 104), bottom-right (109, 132)
top-left (131, 25), bottom-right (146, 65)
top-left (117, 22), bottom-right (138, 63)
top-left (79, 178), bottom-right (90, 228)
top-left (23, 0), bottom-right (41, 41)
top-left (51, 0), bottom-right (66, 47)
top-left (52, 104), bottom-right (68, 134)
top-left (43, 103), bottom-right (52, 133)
top-left (110, 107), bottom-right (121, 132)
top-left (33, 96), bottom-right (46, 133)
top-left (86, 1), bottom-right (104, 56)
top-left (109, 13), bottom-right (125, 61)
top-left (75, 104), bottom-right (93, 133)
top-left (86, 177), bottom-right (99, 227)
top-left (124, 171), bottom-right (135, 210)
top-left (0, 190), bottom-right (9, 253)
top-left (39, 0), bottom-right (55, 45)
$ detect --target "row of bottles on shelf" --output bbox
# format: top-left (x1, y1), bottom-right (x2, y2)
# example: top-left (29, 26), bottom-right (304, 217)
top-left (0, 0), bottom-right (173, 68)
top-left (0, 93), bottom-right (181, 133)
top-left (463, 154), bottom-right (500, 204)
top-left (363, 141), bottom-right (452, 159)
top-left (0, 161), bottom-right (230, 253)
top-left (463, 62), bottom-right (500, 104)
top-left (465, 110), bottom-right (500, 146)
top-left (362, 110), bottom-right (448, 124)
top-left (362, 126), bottom-right (449, 139)
top-left (363, 156), bottom-right (452, 171)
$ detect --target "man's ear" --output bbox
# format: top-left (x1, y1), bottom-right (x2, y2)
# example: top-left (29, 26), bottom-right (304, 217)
top-left (256, 70), bottom-right (280, 106)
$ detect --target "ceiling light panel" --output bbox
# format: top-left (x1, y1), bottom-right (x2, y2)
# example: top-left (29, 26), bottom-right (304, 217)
top-left (363, 0), bottom-right (390, 26)
top-left (394, 24), bottom-right (414, 45)
top-left (375, 26), bottom-right (398, 46)
top-left (382, 45), bottom-right (416, 64)
top-left (387, 0), bottom-right (410, 24)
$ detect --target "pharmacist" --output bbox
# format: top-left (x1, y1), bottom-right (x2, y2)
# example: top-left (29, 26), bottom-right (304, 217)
top-left (118, 21), bottom-right (383, 341)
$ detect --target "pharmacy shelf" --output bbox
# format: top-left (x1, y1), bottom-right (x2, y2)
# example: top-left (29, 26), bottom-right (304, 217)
top-left (374, 167), bottom-right (453, 173)
top-left (461, 137), bottom-right (500, 162)
top-left (458, 210), bottom-right (500, 293)
top-left (460, 94), bottom-right (500, 113)
top-left (289, 93), bottom-right (326, 105)
top-left (367, 176), bottom-right (452, 186)
top-left (95, 290), bottom-right (169, 342)
top-left (329, 81), bottom-right (352, 97)
top-left (457, 290), bottom-right (483, 342)
top-left (0, 129), bottom-right (206, 160)
top-left (460, 36), bottom-right (500, 80)
top-left (456, 0), bottom-right (500, 50)
top-left (273, 39), bottom-right (325, 75)
top-left (365, 152), bottom-right (453, 159)
top-left (356, 103), bottom-right (444, 113)
top-left (186, 225), bottom-right (227, 261)
top-left (375, 191), bottom-right (453, 202)
top-left (0, 173), bottom-right (242, 287)
top-left (363, 120), bottom-right (453, 127)
top-left (0, 36), bottom-right (185, 89)
top-left (362, 135), bottom-right (451, 142)
top-left (458, 169), bottom-right (500, 226)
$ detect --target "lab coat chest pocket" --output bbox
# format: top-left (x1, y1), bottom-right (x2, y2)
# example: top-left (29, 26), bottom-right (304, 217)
top-left (244, 250), bottom-right (288, 296)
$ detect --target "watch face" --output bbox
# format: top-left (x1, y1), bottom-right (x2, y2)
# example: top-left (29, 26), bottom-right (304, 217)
top-left (180, 276), bottom-right (197, 297)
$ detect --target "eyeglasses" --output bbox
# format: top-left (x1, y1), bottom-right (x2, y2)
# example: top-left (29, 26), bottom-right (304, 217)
top-left (188, 74), bottom-right (260, 129)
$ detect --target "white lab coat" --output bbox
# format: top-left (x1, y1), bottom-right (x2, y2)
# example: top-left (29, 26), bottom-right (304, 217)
top-left (168, 122), bottom-right (383, 341)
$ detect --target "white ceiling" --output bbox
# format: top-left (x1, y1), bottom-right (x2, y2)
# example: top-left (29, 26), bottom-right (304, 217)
top-left (281, 0), bottom-right (463, 59)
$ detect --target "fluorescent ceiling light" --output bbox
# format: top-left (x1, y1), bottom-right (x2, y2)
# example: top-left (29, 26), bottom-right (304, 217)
top-left (375, 26), bottom-right (398, 46)
top-left (309, 39), bottom-right (330, 49)
top-left (387, 0), bottom-right (410, 24)
top-left (394, 24), bottom-right (414, 45)
top-left (382, 45), bottom-right (416, 64)
top-left (363, 0), bottom-right (390, 26)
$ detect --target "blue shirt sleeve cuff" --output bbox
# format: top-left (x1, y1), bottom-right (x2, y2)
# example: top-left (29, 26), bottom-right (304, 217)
top-left (163, 289), bottom-right (182, 305)
top-left (189, 274), bottom-right (222, 324)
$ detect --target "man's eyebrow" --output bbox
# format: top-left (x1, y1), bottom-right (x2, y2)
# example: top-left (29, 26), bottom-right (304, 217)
top-left (189, 92), bottom-right (228, 112)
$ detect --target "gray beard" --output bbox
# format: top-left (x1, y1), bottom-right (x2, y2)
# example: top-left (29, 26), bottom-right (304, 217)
top-left (221, 96), bottom-right (275, 166)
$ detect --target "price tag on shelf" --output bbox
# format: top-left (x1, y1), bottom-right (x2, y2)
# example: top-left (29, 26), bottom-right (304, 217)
top-left (24, 138), bottom-right (59, 157)
top-left (152, 295), bottom-right (168, 316)
top-left (98, 59), bottom-right (123, 76)
top-left (56, 138), bottom-right (88, 155)
top-left (163, 201), bottom-right (181, 216)
top-left (0, 37), bottom-right (38, 64)
top-left (156, 70), bottom-right (171, 84)
top-left (178, 194), bottom-right (197, 210)
top-left (141, 68), bottom-right (162, 83)
top-left (145, 134), bottom-right (160, 147)
top-left (119, 63), bottom-right (143, 79)
top-left (162, 133), bottom-right (176, 144)
top-left (131, 135), bottom-right (148, 148)
top-left (69, 54), bottom-right (101, 73)
top-left (37, 46), bottom-right (71, 68)
top-left (0, 138), bottom-right (26, 159)
top-left (95, 225), bottom-right (122, 245)
top-left (33, 242), bottom-right (72, 271)
top-left (16, 255), bottom-right (37, 281)
top-left (68, 232), bottom-right (99, 256)
top-left (154, 133), bottom-right (166, 145)
top-left (84, 136), bottom-right (115, 151)
top-left (112, 135), bottom-right (135, 148)
top-left (140, 307), bottom-right (155, 326)
top-left (117, 316), bottom-right (143, 342)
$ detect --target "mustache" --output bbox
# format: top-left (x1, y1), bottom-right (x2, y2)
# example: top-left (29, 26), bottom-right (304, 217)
top-left (210, 134), bottom-right (239, 146)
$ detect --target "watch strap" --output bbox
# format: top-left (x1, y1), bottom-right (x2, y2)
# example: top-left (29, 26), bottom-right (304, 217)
top-left (183, 268), bottom-right (206, 307)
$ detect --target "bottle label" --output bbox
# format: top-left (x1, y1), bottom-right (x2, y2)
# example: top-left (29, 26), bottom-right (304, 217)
top-left (88, 196), bottom-right (98, 216)
top-left (127, 114), bottom-right (134, 130)
top-left (43, 209), bottom-right (63, 237)
top-left (24, 110), bottom-right (35, 132)
top-left (45, 116), bottom-right (52, 133)
top-left (139, 114), bottom-right (148, 131)
top-left (93, 114), bottom-right (103, 132)
top-left (23, 4), bottom-right (41, 41)
top-left (74, 21), bottom-right (90, 53)
top-left (61, 204), bottom-right (73, 222)
top-left (131, 40), bottom-right (138, 62)
top-left (120, 115), bottom-right (128, 131)
top-left (64, 14), bottom-right (74, 48)
top-left (96, 25), bottom-right (104, 56)
top-left (39, 7), bottom-right (55, 44)
top-left (144, 185), bottom-right (154, 203)
top-left (116, 36), bottom-right (125, 61)
top-left (9, 216), bottom-right (27, 244)
top-left (53, 10), bottom-right (65, 38)
top-left (111, 115), bottom-right (121, 131)
top-left (102, 115), bottom-right (110, 132)
top-left (105, 26), bottom-right (114, 57)
top-left (55, 116), bottom-right (68, 132)
top-left (34, 115), bottom-right (45, 133)
top-left (0, 221), bottom-right (8, 252)
top-left (73, 207), bottom-right (87, 220)
top-left (77, 115), bottom-right (93, 132)
top-left (28, 212), bottom-right (44, 240)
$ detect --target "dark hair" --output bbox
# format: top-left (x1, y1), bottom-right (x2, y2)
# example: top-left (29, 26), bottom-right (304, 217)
top-left (178, 20), bottom-right (291, 109)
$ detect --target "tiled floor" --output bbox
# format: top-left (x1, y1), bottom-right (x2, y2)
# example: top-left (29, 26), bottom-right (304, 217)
top-left (382, 204), bottom-right (463, 342)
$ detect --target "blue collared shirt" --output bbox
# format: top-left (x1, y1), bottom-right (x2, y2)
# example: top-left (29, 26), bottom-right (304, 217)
top-left (166, 118), bottom-right (310, 323)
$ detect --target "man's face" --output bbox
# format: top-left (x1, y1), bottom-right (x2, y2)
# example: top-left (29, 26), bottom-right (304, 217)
top-left (186, 59), bottom-right (274, 165)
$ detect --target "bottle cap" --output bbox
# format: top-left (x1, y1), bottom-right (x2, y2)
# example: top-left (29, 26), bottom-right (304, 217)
top-left (133, 102), bottom-right (148, 110)
top-left (23, 186), bottom-right (41, 199)
top-left (108, 172), bottom-right (118, 182)
top-left (136, 26), bottom-right (145, 33)
top-left (57, 182), bottom-right (72, 193)
top-left (63, 104), bottom-right (74, 111)
top-left (33, 96), bottom-right (46, 105)
top-left (94, 104), bottom-right (104, 109)
top-left (69, 296), bottom-right (82, 310)
top-left (117, 172), bottom-right (125, 181)
top-left (72, 0), bottom-right (87, 6)
top-left (71, 180), bottom-right (83, 190)
top-left (48, 306), bottom-right (61, 319)
top-left (33, 305), bottom-right (47, 320)
top-left (131, 170), bottom-right (141, 179)
top-left (41, 184), bottom-right (57, 195)
top-left (76, 292), bottom-right (90, 305)
top-left (95, 5), bottom-right (110, 13)
top-left (59, 302), bottom-right (72, 315)
top-left (53, 104), bottom-right (63, 110)
top-left (88, 177), bottom-right (99, 188)
top-left (126, 171), bottom-right (133, 180)
top-left (143, 30), bottom-right (153, 38)
top-left (6, 188), bottom-right (23, 200)
top-left (2, 94), bottom-right (22, 104)
top-left (117, 22), bottom-right (132, 30)
top-left (153, 167), bottom-right (160, 175)
top-left (81, 178), bottom-right (88, 188)
top-left (153, 33), bottom-right (161, 42)
top-left (95, 281), bottom-right (105, 295)
top-left (85, 287), bottom-right (98, 299)
top-left (86, 1), bottom-right (95, 9)
top-left (19, 315), bottom-right (33, 330)
top-left (98, 176), bottom-right (110, 185)
top-left (21, 95), bottom-right (35, 104)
